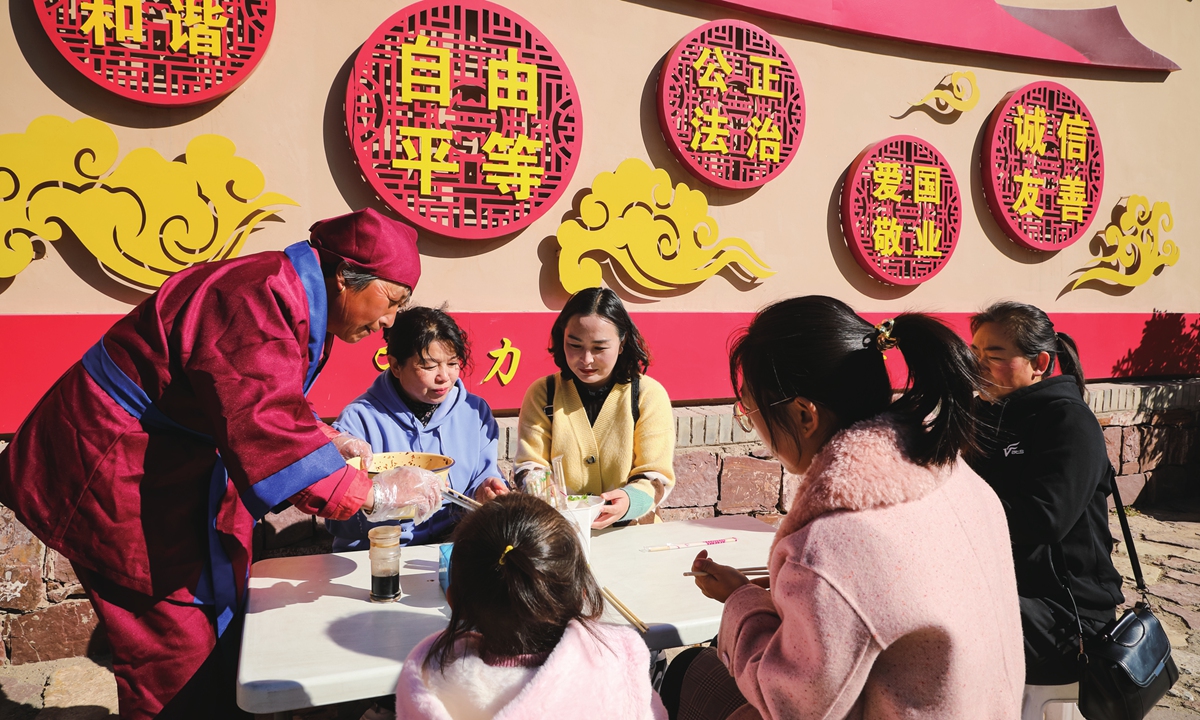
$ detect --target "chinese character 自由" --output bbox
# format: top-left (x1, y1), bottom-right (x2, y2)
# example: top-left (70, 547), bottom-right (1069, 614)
top-left (914, 219), bottom-right (943, 257)
top-left (1011, 104), bottom-right (1048, 157)
top-left (689, 106), bottom-right (730, 155)
top-left (872, 162), bottom-right (904, 203)
top-left (487, 48), bottom-right (539, 114)
top-left (1056, 175), bottom-right (1088, 223)
top-left (165, 0), bottom-right (227, 58)
top-left (913, 165), bottom-right (941, 205)
top-left (692, 47), bottom-right (733, 93)
top-left (1011, 168), bottom-right (1045, 217)
top-left (747, 56), bottom-right (783, 99)
top-left (390, 126), bottom-right (459, 197)
top-left (80, 0), bottom-right (144, 47)
top-left (872, 216), bottom-right (904, 258)
top-left (1058, 113), bottom-right (1091, 163)
top-left (482, 338), bottom-right (521, 386)
top-left (401, 36), bottom-right (451, 107)
top-left (746, 116), bottom-right (781, 162)
top-left (481, 132), bottom-right (544, 201)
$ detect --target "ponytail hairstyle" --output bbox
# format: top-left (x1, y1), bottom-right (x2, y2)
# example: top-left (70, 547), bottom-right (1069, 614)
top-left (969, 301), bottom-right (1086, 398)
top-left (424, 493), bottom-right (604, 672)
top-left (549, 287), bottom-right (650, 384)
top-left (728, 296), bottom-right (982, 467)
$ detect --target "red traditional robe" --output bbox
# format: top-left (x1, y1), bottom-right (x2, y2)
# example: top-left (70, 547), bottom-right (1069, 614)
top-left (0, 242), bottom-right (371, 716)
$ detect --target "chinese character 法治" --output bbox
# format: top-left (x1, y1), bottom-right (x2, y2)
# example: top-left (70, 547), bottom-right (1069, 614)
top-left (746, 116), bottom-right (781, 162)
top-left (391, 126), bottom-right (460, 196)
top-left (482, 132), bottom-right (545, 201)
top-left (690, 106), bottom-right (730, 154)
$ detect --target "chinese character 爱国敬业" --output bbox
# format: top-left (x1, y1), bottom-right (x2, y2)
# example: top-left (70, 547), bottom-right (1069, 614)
top-left (872, 216), bottom-right (904, 258)
top-left (914, 219), bottom-right (943, 257)
top-left (690, 106), bottom-right (730, 154)
top-left (1011, 105), bottom-right (1048, 156)
top-left (1011, 168), bottom-right (1045, 217)
top-left (1058, 113), bottom-right (1091, 163)
top-left (482, 338), bottom-right (521, 386)
top-left (488, 48), bottom-right (539, 114)
top-left (391, 126), bottom-right (460, 196)
top-left (401, 36), bottom-right (451, 107)
top-left (1056, 176), bottom-right (1088, 223)
top-left (80, 0), bottom-right (145, 46)
top-left (913, 165), bottom-right (941, 205)
top-left (872, 162), bottom-right (904, 203)
top-left (481, 132), bottom-right (544, 201)
top-left (692, 47), bottom-right (733, 93)
top-left (746, 116), bottom-right (781, 162)
top-left (165, 0), bottom-right (227, 58)
top-left (747, 56), bottom-right (783, 99)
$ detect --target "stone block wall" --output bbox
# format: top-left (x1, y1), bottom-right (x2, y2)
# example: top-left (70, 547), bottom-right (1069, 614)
top-left (1, 377), bottom-right (1197, 665)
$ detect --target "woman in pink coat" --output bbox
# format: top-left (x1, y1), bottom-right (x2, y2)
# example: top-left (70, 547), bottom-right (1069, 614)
top-left (395, 493), bottom-right (666, 720)
top-left (665, 296), bottom-right (1025, 720)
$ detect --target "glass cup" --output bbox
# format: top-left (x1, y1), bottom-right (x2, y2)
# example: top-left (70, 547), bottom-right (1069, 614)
top-left (368, 526), bottom-right (402, 602)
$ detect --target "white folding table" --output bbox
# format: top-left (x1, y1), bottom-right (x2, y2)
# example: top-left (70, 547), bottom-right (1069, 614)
top-left (237, 514), bottom-right (776, 715)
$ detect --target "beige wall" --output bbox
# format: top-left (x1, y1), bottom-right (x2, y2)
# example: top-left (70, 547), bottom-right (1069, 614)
top-left (0, 0), bottom-right (1196, 315)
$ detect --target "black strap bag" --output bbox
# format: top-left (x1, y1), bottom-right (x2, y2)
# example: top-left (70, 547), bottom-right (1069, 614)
top-left (1065, 476), bottom-right (1178, 720)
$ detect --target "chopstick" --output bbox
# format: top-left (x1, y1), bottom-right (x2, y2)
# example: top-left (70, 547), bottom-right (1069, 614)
top-left (601, 586), bottom-right (648, 633)
top-left (684, 566), bottom-right (769, 578)
top-left (442, 487), bottom-right (482, 511)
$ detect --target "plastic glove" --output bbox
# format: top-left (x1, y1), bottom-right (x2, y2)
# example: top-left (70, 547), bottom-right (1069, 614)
top-left (332, 432), bottom-right (373, 472)
top-left (366, 466), bottom-right (445, 525)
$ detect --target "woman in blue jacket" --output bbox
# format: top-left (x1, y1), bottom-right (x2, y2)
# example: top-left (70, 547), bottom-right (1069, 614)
top-left (329, 306), bottom-right (504, 550)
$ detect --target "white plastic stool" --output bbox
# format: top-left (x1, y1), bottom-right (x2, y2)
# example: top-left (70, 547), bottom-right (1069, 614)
top-left (1022, 683), bottom-right (1082, 720)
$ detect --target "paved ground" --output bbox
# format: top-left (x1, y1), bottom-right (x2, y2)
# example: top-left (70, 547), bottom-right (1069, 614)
top-left (5, 504), bottom-right (1200, 719)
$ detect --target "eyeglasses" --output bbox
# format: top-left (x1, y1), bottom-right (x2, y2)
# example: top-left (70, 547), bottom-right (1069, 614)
top-left (732, 397), bottom-right (795, 433)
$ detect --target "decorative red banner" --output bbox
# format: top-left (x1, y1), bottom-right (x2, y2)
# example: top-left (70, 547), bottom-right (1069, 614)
top-left (2, 311), bottom-right (1196, 433)
top-left (657, 19), bottom-right (805, 190)
top-left (982, 81), bottom-right (1104, 251)
top-left (35, 0), bottom-right (275, 106)
top-left (345, 0), bottom-right (583, 240)
top-left (841, 135), bottom-right (961, 286)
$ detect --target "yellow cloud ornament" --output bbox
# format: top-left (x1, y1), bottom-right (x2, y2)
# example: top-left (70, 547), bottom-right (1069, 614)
top-left (556, 158), bottom-right (774, 294)
top-left (1069, 196), bottom-right (1179, 291)
top-left (0, 115), bottom-right (297, 288)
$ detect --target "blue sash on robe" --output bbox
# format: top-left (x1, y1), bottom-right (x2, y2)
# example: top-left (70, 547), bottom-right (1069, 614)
top-left (80, 241), bottom-right (336, 637)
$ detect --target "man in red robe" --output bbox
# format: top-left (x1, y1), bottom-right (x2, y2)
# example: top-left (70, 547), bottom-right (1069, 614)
top-left (0, 208), bottom-right (431, 718)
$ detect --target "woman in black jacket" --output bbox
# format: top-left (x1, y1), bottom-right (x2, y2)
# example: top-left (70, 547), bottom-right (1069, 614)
top-left (968, 301), bottom-right (1124, 686)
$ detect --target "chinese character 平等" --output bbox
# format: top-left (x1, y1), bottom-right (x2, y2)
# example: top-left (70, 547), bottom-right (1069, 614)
top-left (482, 132), bottom-right (544, 201)
top-left (913, 165), bottom-right (942, 205)
top-left (80, 0), bottom-right (145, 46)
top-left (692, 47), bottom-right (733, 93)
top-left (746, 116), bottom-right (781, 162)
top-left (488, 48), bottom-right (539, 114)
top-left (690, 106), bottom-right (730, 154)
top-left (165, 0), bottom-right (227, 58)
top-left (1011, 168), bottom-right (1045, 217)
top-left (747, 56), bottom-right (783, 99)
top-left (482, 338), bottom-right (521, 386)
top-left (872, 216), bottom-right (904, 258)
top-left (1056, 175), bottom-right (1088, 223)
top-left (401, 36), bottom-right (451, 107)
top-left (1011, 105), bottom-right (1048, 156)
top-left (914, 219), bottom-right (943, 257)
top-left (872, 162), bottom-right (904, 203)
top-left (391, 126), bottom-right (459, 196)
top-left (1058, 113), bottom-right (1091, 163)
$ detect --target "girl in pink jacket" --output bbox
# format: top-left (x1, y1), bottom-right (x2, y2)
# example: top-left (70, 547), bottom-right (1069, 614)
top-left (395, 493), bottom-right (667, 720)
top-left (666, 296), bottom-right (1025, 720)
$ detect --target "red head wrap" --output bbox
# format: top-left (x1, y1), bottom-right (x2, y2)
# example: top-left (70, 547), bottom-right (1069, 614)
top-left (308, 208), bottom-right (421, 290)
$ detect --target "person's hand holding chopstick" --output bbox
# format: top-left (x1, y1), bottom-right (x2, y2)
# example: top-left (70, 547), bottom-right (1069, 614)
top-left (690, 549), bottom-right (751, 603)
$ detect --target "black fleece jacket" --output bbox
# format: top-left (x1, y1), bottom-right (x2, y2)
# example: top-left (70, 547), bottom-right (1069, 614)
top-left (968, 375), bottom-right (1124, 620)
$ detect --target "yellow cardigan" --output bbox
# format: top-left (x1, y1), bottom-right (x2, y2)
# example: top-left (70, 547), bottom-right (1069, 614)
top-left (515, 373), bottom-right (675, 521)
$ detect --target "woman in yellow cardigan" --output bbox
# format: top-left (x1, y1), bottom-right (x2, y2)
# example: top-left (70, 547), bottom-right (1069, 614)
top-left (488, 288), bottom-right (675, 528)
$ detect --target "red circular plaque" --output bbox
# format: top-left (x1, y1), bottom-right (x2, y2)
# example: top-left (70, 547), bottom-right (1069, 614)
top-left (840, 136), bottom-right (962, 286)
top-left (982, 81), bottom-right (1104, 251)
top-left (36, 0), bottom-right (274, 106)
top-left (346, 0), bottom-right (583, 240)
top-left (657, 20), bottom-right (805, 190)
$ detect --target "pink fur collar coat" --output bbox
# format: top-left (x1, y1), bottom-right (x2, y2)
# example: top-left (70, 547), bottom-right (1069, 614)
top-left (719, 415), bottom-right (1025, 720)
top-left (395, 620), bottom-right (667, 720)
